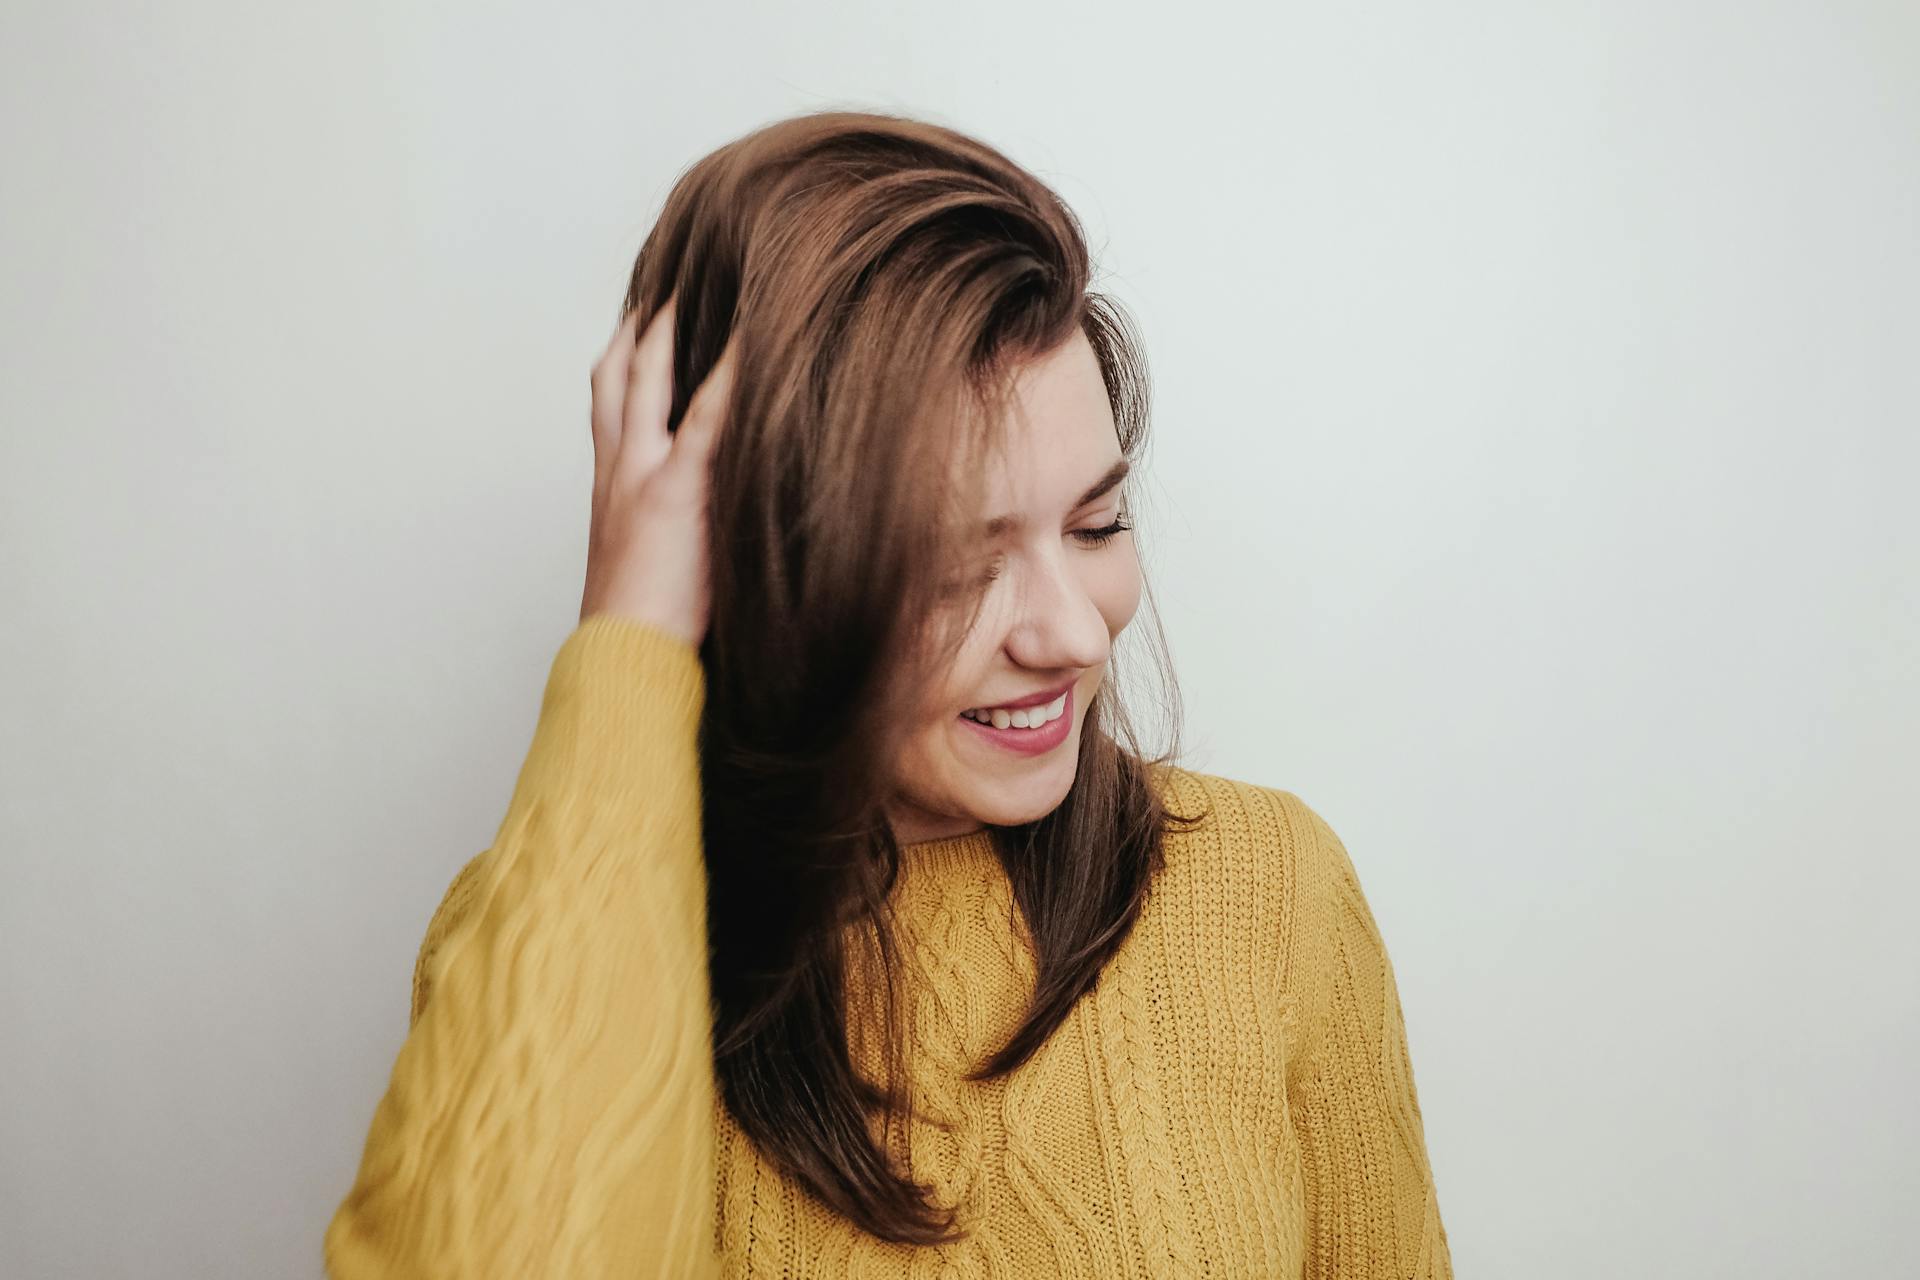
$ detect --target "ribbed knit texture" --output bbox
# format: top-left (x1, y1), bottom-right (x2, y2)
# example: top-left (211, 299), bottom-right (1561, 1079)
top-left (325, 616), bottom-right (1453, 1278)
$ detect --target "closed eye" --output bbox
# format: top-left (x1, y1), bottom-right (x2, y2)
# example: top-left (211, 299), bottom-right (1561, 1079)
top-left (1071, 516), bottom-right (1133, 548)
top-left (948, 514), bottom-right (1131, 596)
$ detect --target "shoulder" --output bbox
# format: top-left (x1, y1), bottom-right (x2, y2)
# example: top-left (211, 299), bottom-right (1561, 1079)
top-left (1151, 760), bottom-right (1348, 894)
top-left (1158, 765), bottom-right (1420, 1072)
top-left (1149, 762), bottom-right (1368, 988)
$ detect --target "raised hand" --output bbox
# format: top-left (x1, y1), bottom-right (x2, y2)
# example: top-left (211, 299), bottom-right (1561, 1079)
top-left (579, 292), bottom-right (737, 649)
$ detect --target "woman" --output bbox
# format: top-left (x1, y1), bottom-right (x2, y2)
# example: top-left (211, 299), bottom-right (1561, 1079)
top-left (325, 109), bottom-right (1453, 1278)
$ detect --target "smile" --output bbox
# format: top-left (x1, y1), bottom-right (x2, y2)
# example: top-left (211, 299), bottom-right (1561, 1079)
top-left (956, 685), bottom-right (1075, 756)
top-left (960, 691), bottom-right (1068, 728)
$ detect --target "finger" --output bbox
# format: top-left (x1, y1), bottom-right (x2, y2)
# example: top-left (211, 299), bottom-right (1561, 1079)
top-left (589, 308), bottom-right (640, 509)
top-left (615, 292), bottom-right (678, 489)
top-left (666, 334), bottom-right (739, 476)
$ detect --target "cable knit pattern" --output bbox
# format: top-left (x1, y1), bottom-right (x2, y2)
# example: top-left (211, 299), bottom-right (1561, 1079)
top-left (325, 616), bottom-right (1453, 1277)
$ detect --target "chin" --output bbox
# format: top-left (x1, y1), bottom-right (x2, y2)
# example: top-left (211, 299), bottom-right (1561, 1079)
top-left (958, 759), bottom-right (1078, 828)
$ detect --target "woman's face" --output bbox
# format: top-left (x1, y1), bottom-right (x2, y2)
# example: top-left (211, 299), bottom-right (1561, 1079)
top-left (885, 332), bottom-right (1143, 844)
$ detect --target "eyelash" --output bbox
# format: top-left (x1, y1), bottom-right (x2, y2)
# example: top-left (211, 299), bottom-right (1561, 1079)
top-left (1072, 516), bottom-right (1133, 548)
top-left (975, 518), bottom-right (1133, 584)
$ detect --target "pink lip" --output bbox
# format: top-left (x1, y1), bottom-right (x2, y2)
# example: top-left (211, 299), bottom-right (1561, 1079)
top-left (966, 678), bottom-right (1076, 711)
top-left (956, 684), bottom-right (1074, 757)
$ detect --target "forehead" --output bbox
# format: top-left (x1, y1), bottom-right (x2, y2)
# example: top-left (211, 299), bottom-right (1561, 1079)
top-left (968, 333), bottom-right (1125, 534)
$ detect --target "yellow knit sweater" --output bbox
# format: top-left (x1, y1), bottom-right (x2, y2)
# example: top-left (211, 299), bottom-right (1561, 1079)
top-left (324, 615), bottom-right (1453, 1277)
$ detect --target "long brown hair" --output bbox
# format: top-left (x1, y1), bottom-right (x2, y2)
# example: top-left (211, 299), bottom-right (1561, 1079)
top-left (619, 108), bottom-right (1204, 1245)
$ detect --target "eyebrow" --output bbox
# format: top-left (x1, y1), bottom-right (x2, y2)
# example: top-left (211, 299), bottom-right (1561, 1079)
top-left (981, 457), bottom-right (1131, 538)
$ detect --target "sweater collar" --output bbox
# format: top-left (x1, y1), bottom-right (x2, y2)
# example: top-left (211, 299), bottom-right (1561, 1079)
top-left (897, 824), bottom-right (998, 870)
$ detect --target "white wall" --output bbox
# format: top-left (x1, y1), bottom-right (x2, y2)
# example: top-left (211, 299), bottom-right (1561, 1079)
top-left (3, 2), bottom-right (1914, 1275)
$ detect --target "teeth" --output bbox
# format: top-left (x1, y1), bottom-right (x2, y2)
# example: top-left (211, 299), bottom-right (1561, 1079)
top-left (962, 691), bottom-right (1067, 729)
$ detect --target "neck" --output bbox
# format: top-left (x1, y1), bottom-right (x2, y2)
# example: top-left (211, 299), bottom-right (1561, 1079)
top-left (884, 797), bottom-right (987, 847)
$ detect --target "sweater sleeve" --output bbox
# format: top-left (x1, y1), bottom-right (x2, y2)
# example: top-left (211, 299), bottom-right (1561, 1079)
top-left (324, 615), bottom-right (724, 1279)
top-left (1281, 791), bottom-right (1454, 1280)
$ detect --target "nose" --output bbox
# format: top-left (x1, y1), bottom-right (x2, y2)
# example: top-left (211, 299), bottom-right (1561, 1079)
top-left (1000, 546), bottom-right (1110, 673)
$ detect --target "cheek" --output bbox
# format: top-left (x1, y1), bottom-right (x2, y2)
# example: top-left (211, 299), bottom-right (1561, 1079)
top-left (1095, 546), bottom-right (1144, 636)
top-left (921, 629), bottom-right (1000, 728)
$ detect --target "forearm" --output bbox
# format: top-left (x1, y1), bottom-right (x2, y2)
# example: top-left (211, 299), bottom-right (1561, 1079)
top-left (325, 616), bottom-right (723, 1278)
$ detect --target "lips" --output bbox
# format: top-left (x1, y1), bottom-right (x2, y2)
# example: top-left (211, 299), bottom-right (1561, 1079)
top-left (964, 677), bottom-right (1076, 714)
top-left (957, 684), bottom-right (1075, 756)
